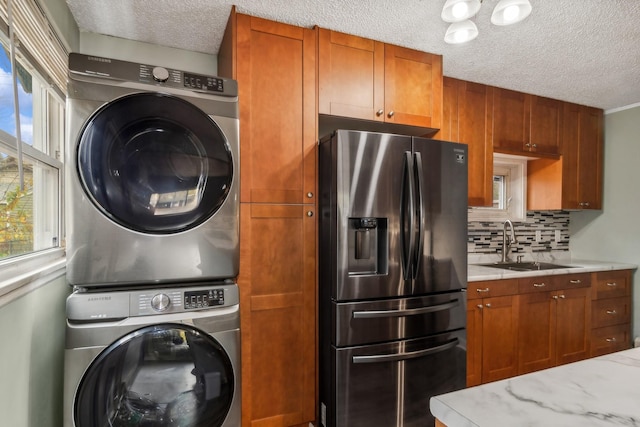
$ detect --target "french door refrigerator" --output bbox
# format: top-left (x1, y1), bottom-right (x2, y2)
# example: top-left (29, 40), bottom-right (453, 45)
top-left (319, 130), bottom-right (468, 427)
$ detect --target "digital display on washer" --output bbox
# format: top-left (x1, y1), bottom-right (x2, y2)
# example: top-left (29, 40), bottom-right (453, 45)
top-left (184, 72), bottom-right (224, 92)
top-left (184, 288), bottom-right (225, 309)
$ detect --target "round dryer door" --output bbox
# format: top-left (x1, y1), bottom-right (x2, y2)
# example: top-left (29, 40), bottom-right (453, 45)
top-left (74, 324), bottom-right (235, 427)
top-left (77, 93), bottom-right (233, 234)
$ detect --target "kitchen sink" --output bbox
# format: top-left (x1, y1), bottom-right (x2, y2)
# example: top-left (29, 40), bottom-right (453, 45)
top-left (478, 261), bottom-right (575, 272)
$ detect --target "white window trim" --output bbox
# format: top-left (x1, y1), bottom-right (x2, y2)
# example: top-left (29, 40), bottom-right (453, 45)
top-left (0, 247), bottom-right (65, 304)
top-left (469, 153), bottom-right (528, 222)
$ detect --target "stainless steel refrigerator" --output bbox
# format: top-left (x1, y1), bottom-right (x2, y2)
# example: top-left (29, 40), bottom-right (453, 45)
top-left (318, 130), bottom-right (468, 427)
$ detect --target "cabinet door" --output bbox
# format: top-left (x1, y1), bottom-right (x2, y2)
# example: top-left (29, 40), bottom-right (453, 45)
top-left (384, 44), bottom-right (443, 128)
top-left (561, 103), bottom-right (603, 210)
top-left (318, 28), bottom-right (384, 121)
top-left (491, 87), bottom-right (529, 154)
top-left (235, 14), bottom-right (316, 204)
top-left (239, 203), bottom-right (316, 427)
top-left (481, 295), bottom-right (519, 383)
top-left (577, 106), bottom-right (603, 209)
top-left (466, 300), bottom-right (483, 387)
top-left (517, 291), bottom-right (556, 374)
top-left (435, 77), bottom-right (458, 142)
top-left (529, 95), bottom-right (561, 155)
top-left (458, 80), bottom-right (493, 207)
top-left (555, 287), bottom-right (591, 365)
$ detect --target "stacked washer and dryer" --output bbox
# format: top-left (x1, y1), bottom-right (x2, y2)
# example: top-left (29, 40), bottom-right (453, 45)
top-left (63, 53), bottom-right (241, 427)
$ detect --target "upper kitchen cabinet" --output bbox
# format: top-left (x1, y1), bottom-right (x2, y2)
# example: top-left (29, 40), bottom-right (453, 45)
top-left (528, 103), bottom-right (603, 210)
top-left (318, 28), bottom-right (443, 129)
top-left (436, 77), bottom-right (493, 207)
top-left (219, 10), bottom-right (317, 205)
top-left (561, 103), bottom-right (603, 210)
top-left (491, 87), bottom-right (561, 157)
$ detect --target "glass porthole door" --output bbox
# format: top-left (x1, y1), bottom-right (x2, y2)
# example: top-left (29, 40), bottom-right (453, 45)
top-left (74, 324), bottom-right (235, 427)
top-left (77, 93), bottom-right (233, 234)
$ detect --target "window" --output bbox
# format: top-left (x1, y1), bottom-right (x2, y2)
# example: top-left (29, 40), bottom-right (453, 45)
top-left (0, 0), bottom-right (66, 297)
top-left (469, 154), bottom-right (527, 222)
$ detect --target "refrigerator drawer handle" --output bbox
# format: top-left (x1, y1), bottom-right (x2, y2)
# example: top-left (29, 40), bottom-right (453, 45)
top-left (352, 299), bottom-right (459, 319)
top-left (352, 338), bottom-right (459, 364)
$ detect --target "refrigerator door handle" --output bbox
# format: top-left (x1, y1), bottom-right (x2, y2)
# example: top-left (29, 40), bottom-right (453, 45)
top-left (401, 151), bottom-right (416, 281)
top-left (413, 152), bottom-right (425, 279)
top-left (352, 299), bottom-right (460, 319)
top-left (351, 338), bottom-right (459, 364)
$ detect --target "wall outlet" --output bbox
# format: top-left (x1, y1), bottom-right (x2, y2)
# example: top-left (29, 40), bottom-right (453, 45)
top-left (535, 230), bottom-right (542, 242)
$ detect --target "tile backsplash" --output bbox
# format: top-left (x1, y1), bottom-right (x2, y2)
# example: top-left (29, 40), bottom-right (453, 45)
top-left (468, 211), bottom-right (570, 254)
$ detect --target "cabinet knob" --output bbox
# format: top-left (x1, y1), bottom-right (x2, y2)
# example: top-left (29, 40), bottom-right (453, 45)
top-left (606, 282), bottom-right (618, 287)
top-left (606, 309), bottom-right (617, 315)
top-left (387, 110), bottom-right (395, 118)
top-left (376, 109), bottom-right (384, 117)
top-left (307, 192), bottom-right (314, 198)
top-left (525, 143), bottom-right (531, 148)
top-left (569, 279), bottom-right (582, 284)
top-left (552, 295), bottom-right (558, 300)
top-left (606, 337), bottom-right (617, 343)
top-left (533, 283), bottom-right (546, 288)
top-left (476, 288), bottom-right (490, 293)
top-left (559, 294), bottom-right (566, 299)
top-left (306, 211), bottom-right (314, 217)
top-left (484, 303), bottom-right (492, 308)
top-left (477, 304), bottom-right (483, 309)
top-left (532, 143), bottom-right (537, 148)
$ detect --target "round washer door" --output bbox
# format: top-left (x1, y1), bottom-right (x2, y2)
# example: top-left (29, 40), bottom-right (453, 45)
top-left (74, 324), bottom-right (235, 427)
top-left (77, 93), bottom-right (233, 234)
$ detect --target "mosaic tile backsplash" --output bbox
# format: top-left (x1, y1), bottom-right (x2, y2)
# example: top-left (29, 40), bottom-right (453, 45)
top-left (468, 211), bottom-right (570, 254)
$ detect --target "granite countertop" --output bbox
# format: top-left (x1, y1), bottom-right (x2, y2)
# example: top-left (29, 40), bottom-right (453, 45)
top-left (430, 347), bottom-right (640, 427)
top-left (468, 253), bottom-right (637, 282)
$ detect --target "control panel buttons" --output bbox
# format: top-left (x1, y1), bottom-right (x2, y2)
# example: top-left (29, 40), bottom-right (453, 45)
top-left (152, 66), bottom-right (169, 82)
top-left (151, 293), bottom-right (171, 312)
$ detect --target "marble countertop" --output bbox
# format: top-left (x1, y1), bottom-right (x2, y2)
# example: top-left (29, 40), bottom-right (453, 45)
top-left (468, 253), bottom-right (637, 282)
top-left (430, 347), bottom-right (640, 427)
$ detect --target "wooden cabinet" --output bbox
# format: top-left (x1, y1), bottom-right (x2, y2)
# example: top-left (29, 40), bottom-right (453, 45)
top-left (527, 103), bottom-right (603, 211)
top-left (318, 28), bottom-right (443, 128)
top-left (466, 280), bottom-right (519, 386)
top-left (220, 10), bottom-right (317, 427)
top-left (436, 77), bottom-right (493, 207)
top-left (517, 273), bottom-right (591, 375)
top-left (491, 88), bottom-right (561, 156)
top-left (590, 270), bottom-right (632, 356)
top-left (561, 103), bottom-right (604, 210)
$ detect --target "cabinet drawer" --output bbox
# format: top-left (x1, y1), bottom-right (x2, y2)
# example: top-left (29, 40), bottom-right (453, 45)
top-left (554, 272), bottom-right (591, 289)
top-left (518, 276), bottom-right (555, 293)
top-left (468, 279), bottom-right (518, 300)
top-left (593, 270), bottom-right (630, 300)
top-left (591, 297), bottom-right (630, 328)
top-left (590, 324), bottom-right (630, 357)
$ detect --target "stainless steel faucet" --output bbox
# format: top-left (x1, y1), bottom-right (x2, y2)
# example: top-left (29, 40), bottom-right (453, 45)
top-left (501, 220), bottom-right (517, 263)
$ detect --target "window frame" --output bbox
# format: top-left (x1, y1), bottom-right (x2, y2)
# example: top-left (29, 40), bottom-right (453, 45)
top-left (469, 153), bottom-right (527, 222)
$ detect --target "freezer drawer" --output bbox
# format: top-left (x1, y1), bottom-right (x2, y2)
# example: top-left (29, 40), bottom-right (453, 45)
top-left (333, 291), bottom-right (466, 347)
top-left (325, 330), bottom-right (466, 427)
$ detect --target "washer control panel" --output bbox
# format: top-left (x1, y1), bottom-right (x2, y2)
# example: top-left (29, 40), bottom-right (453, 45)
top-left (184, 288), bottom-right (225, 309)
top-left (66, 283), bottom-right (239, 321)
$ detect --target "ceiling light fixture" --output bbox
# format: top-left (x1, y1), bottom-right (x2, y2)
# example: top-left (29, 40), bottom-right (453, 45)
top-left (442, 0), bottom-right (532, 44)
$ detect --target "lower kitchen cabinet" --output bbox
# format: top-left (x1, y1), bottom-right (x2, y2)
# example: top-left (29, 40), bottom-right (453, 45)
top-left (238, 203), bottom-right (316, 426)
top-left (590, 270), bottom-right (632, 356)
top-left (466, 280), bottom-right (519, 386)
top-left (517, 277), bottom-right (591, 375)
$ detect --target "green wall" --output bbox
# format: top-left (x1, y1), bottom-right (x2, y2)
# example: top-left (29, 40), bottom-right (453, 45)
top-left (570, 105), bottom-right (640, 341)
top-left (0, 274), bottom-right (69, 427)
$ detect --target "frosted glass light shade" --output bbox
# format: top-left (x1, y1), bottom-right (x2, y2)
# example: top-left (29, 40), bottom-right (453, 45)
top-left (441, 0), bottom-right (481, 23)
top-left (444, 20), bottom-right (479, 44)
top-left (491, 0), bottom-right (532, 25)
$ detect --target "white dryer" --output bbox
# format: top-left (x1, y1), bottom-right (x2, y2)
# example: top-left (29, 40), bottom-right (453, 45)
top-left (63, 282), bottom-right (241, 427)
top-left (66, 53), bottom-right (239, 287)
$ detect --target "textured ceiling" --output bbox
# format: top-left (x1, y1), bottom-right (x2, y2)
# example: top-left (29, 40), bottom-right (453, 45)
top-left (65, 0), bottom-right (640, 111)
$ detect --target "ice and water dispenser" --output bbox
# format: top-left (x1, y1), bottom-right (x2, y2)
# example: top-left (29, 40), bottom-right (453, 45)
top-left (347, 217), bottom-right (388, 276)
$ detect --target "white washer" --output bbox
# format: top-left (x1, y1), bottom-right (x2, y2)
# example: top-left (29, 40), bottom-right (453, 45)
top-left (63, 282), bottom-right (240, 427)
top-left (66, 53), bottom-right (239, 287)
